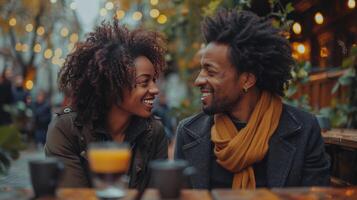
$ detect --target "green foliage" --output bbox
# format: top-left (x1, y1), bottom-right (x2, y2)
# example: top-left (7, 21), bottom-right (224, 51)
top-left (286, 46), bottom-right (357, 128)
top-left (0, 125), bottom-right (26, 175)
top-left (330, 46), bottom-right (357, 128)
top-left (331, 68), bottom-right (355, 95)
top-left (319, 104), bottom-right (357, 128)
top-left (202, 0), bottom-right (223, 17)
top-left (269, 1), bottom-right (294, 33)
top-left (291, 61), bottom-right (312, 83)
top-left (3, 101), bottom-right (34, 133)
top-left (284, 94), bottom-right (312, 112)
top-left (338, 68), bottom-right (355, 86)
top-left (0, 102), bottom-right (29, 175)
top-left (284, 61), bottom-right (312, 112)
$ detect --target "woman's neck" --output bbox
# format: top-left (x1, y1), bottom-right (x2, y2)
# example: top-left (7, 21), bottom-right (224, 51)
top-left (107, 105), bottom-right (132, 139)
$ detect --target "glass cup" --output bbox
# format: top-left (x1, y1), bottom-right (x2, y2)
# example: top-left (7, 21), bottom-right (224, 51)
top-left (88, 142), bottom-right (132, 199)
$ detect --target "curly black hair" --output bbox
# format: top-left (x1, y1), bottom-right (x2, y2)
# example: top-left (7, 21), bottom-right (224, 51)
top-left (58, 21), bottom-right (166, 124)
top-left (201, 9), bottom-right (293, 96)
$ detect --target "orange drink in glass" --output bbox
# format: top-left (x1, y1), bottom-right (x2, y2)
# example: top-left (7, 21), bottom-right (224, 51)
top-left (88, 142), bottom-right (131, 199)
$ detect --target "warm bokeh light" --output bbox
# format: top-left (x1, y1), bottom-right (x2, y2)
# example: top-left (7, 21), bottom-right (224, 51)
top-left (292, 52), bottom-right (298, 59)
top-left (320, 47), bottom-right (329, 58)
top-left (25, 24), bottom-right (33, 32)
top-left (100, 8), bottom-right (108, 16)
top-left (348, 0), bottom-right (356, 9)
top-left (297, 44), bottom-right (306, 54)
top-left (22, 44), bottom-right (29, 52)
top-left (150, 0), bottom-right (159, 5)
top-left (150, 9), bottom-right (160, 18)
top-left (52, 57), bottom-right (65, 66)
top-left (60, 27), bottom-right (69, 37)
top-left (9, 18), bottom-right (16, 26)
top-left (105, 2), bottom-right (114, 10)
top-left (25, 80), bottom-right (33, 90)
top-left (58, 58), bottom-right (65, 66)
top-left (132, 11), bottom-right (143, 21)
top-left (44, 49), bottom-right (53, 59)
top-left (314, 12), bottom-right (324, 24)
top-left (54, 48), bottom-right (62, 57)
top-left (292, 42), bottom-right (310, 61)
top-left (157, 14), bottom-right (167, 24)
top-left (51, 57), bottom-right (57, 64)
top-left (70, 33), bottom-right (79, 43)
top-left (292, 22), bottom-right (302, 35)
top-left (70, 2), bottom-right (76, 10)
top-left (51, 57), bottom-right (59, 65)
top-left (15, 43), bottom-right (22, 51)
top-left (36, 26), bottom-right (45, 36)
top-left (115, 10), bottom-right (125, 19)
top-left (34, 43), bottom-right (41, 53)
top-left (68, 43), bottom-right (75, 52)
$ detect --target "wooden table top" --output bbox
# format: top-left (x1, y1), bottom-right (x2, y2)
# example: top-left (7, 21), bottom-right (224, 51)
top-left (0, 187), bottom-right (212, 200)
top-left (3, 187), bottom-right (357, 200)
top-left (212, 187), bottom-right (357, 200)
top-left (322, 129), bottom-right (357, 149)
top-left (57, 189), bottom-right (211, 200)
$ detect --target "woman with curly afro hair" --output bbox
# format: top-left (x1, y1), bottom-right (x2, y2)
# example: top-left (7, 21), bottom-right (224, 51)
top-left (45, 21), bottom-right (168, 190)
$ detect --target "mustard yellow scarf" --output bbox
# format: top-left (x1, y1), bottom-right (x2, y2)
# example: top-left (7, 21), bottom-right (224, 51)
top-left (211, 91), bottom-right (282, 189)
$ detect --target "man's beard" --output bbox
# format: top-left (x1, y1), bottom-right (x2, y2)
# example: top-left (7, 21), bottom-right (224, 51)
top-left (202, 97), bottom-right (222, 115)
top-left (202, 94), bottom-right (241, 115)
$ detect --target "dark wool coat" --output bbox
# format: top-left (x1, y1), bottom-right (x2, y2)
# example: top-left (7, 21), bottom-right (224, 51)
top-left (174, 104), bottom-right (330, 189)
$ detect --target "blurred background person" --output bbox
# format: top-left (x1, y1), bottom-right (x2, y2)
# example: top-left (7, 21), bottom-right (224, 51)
top-left (32, 90), bottom-right (52, 149)
top-left (12, 75), bottom-right (29, 104)
top-left (11, 74), bottom-right (32, 140)
top-left (153, 92), bottom-right (175, 141)
top-left (0, 68), bottom-right (14, 125)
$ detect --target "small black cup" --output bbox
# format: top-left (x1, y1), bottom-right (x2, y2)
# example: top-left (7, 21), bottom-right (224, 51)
top-left (29, 158), bottom-right (64, 198)
top-left (150, 159), bottom-right (195, 199)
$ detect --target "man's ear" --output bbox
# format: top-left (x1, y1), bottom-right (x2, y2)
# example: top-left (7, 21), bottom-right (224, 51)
top-left (241, 72), bottom-right (257, 90)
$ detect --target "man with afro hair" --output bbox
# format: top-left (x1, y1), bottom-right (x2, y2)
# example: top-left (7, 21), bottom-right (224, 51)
top-left (175, 9), bottom-right (330, 189)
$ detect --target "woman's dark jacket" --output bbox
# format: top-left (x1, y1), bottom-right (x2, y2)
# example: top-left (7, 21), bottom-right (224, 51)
top-left (45, 108), bottom-right (168, 190)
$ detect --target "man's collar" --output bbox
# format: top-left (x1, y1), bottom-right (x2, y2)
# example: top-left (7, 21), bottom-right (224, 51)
top-left (274, 105), bottom-right (303, 138)
top-left (182, 113), bottom-right (214, 140)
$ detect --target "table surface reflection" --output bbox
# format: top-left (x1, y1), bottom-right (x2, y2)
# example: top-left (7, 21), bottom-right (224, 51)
top-left (0, 187), bottom-right (212, 200)
top-left (212, 187), bottom-right (357, 200)
top-left (2, 187), bottom-right (357, 200)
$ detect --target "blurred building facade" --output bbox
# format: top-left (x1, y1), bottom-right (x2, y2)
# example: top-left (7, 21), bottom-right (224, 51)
top-left (289, 0), bottom-right (356, 110)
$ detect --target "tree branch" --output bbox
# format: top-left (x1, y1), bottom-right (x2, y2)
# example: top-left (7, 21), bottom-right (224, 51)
top-left (28, 0), bottom-right (45, 69)
top-left (9, 27), bottom-right (26, 75)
